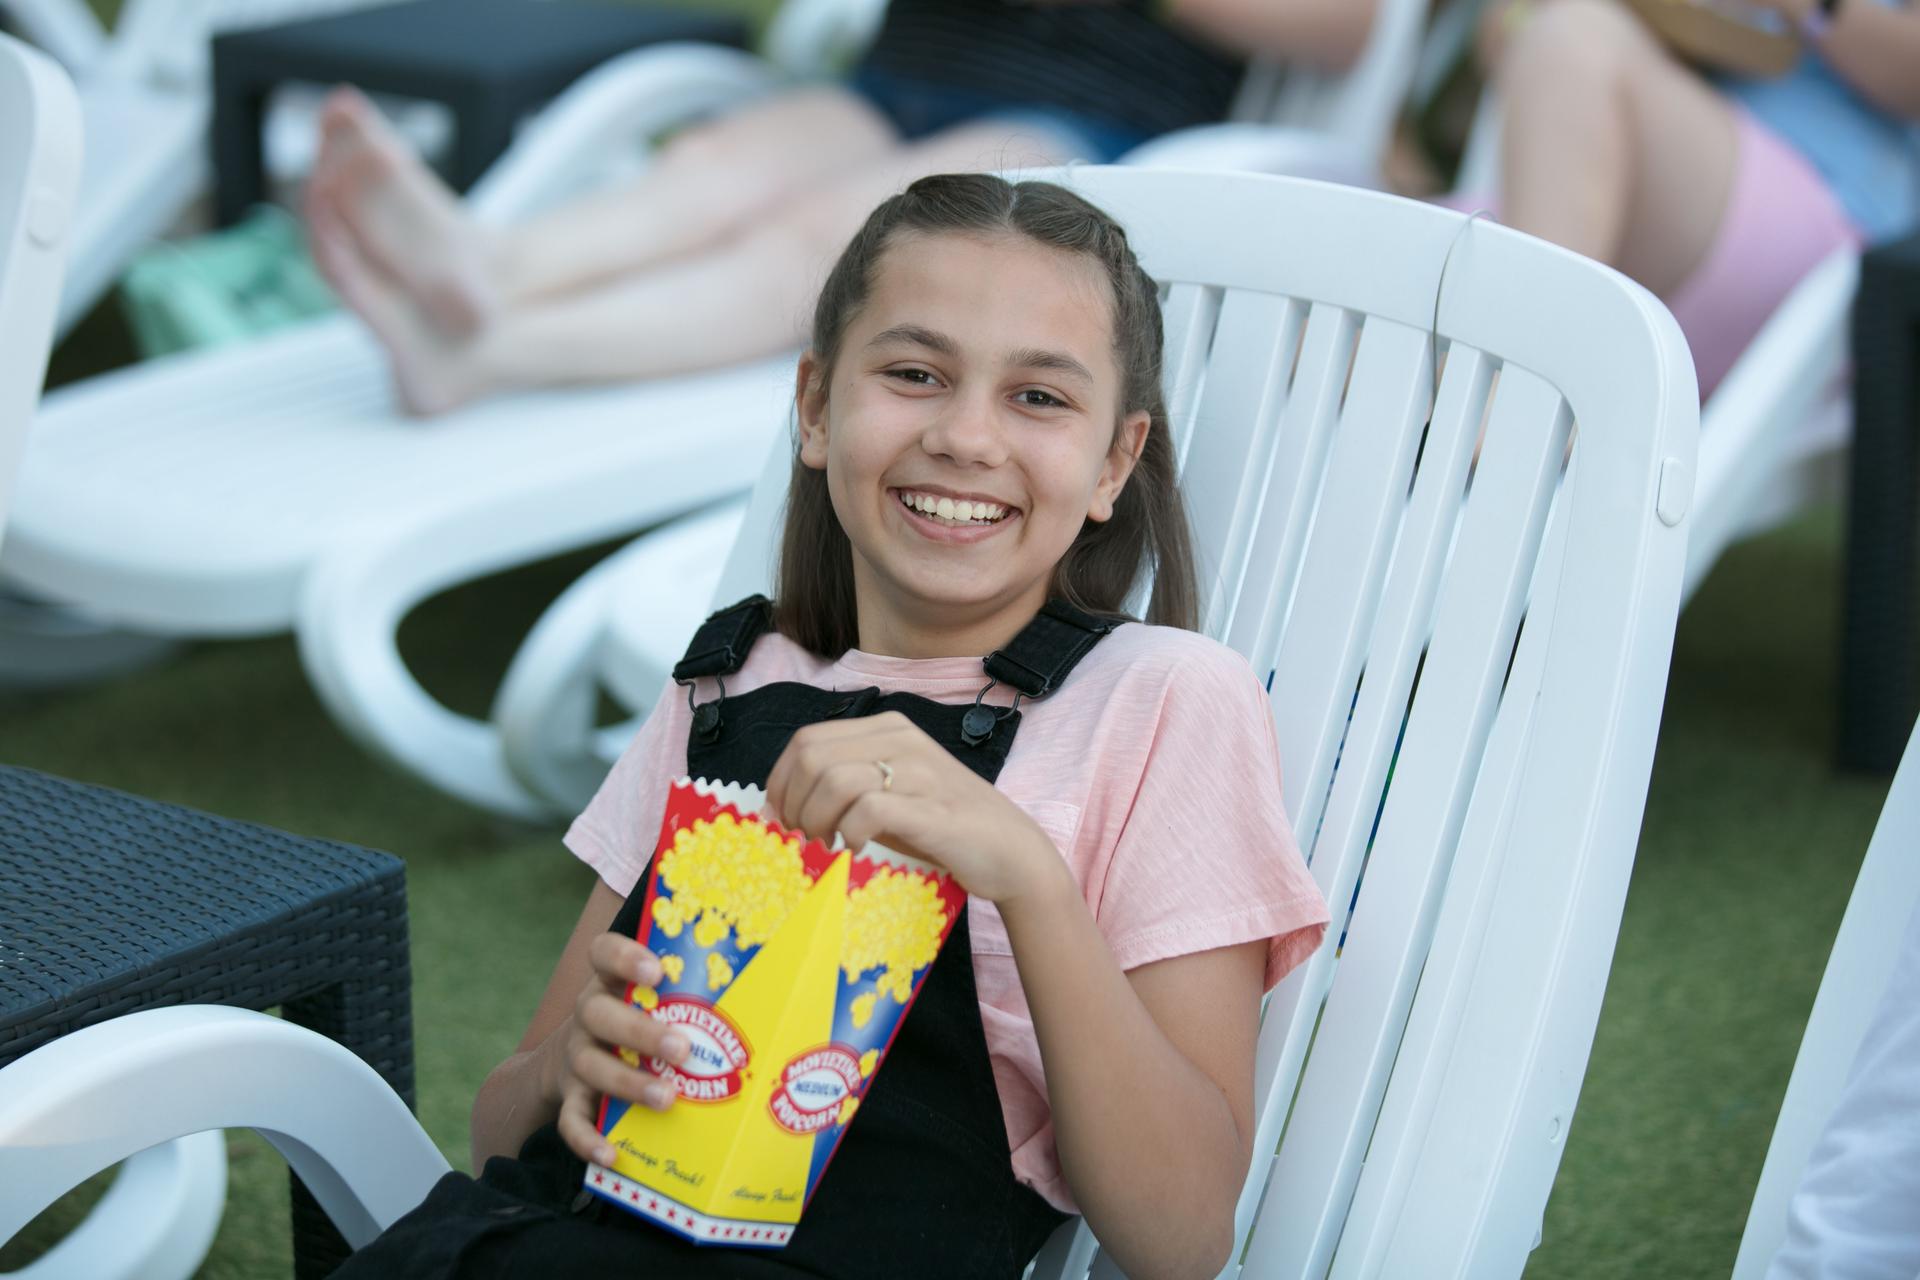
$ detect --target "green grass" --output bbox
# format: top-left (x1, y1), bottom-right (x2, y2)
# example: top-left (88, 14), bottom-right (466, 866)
top-left (0, 504), bottom-right (1897, 1278)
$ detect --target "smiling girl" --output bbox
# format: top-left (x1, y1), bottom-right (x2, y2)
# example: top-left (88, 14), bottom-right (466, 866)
top-left (338, 174), bottom-right (1328, 1280)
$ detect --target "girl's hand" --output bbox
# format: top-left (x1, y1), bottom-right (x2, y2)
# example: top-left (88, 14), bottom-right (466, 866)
top-left (547, 931), bottom-right (693, 1166)
top-left (764, 711), bottom-right (1068, 907)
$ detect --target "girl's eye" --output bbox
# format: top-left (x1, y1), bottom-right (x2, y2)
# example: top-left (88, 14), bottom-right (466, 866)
top-left (885, 368), bottom-right (938, 387)
top-left (1017, 388), bottom-right (1068, 409)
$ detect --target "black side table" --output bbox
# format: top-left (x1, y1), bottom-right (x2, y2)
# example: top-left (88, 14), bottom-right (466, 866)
top-left (211, 0), bottom-right (751, 225)
top-left (0, 765), bottom-right (413, 1279)
top-left (1838, 230), bottom-right (1920, 774)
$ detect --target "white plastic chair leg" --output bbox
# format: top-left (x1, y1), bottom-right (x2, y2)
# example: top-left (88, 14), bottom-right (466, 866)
top-left (0, 1007), bottom-right (450, 1254)
top-left (6, 1132), bottom-right (226, 1280)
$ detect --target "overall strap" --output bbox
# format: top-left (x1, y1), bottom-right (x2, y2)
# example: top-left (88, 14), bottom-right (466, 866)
top-left (673, 595), bottom-right (773, 743)
top-left (964, 600), bottom-right (1123, 746)
top-left (671, 594), bottom-right (774, 682)
top-left (983, 599), bottom-right (1122, 697)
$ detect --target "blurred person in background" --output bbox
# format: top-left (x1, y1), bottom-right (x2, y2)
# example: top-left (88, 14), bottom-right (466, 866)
top-left (305, 0), bottom-right (1377, 416)
top-left (1464, 0), bottom-right (1919, 396)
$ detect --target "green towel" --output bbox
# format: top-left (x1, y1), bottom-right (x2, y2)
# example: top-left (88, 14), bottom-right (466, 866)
top-left (119, 205), bottom-right (338, 358)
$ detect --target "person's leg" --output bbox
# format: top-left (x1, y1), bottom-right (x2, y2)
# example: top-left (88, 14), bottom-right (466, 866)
top-left (1658, 111), bottom-right (1860, 395)
top-left (314, 117), bottom-right (1077, 415)
top-left (306, 83), bottom-right (900, 334)
top-left (1497, 0), bottom-right (1738, 296)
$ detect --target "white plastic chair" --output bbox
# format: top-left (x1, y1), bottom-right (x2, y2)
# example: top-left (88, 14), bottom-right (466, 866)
top-left (0, 32), bottom-right (231, 1280)
top-left (1, 164), bottom-right (1700, 1278)
top-left (1731, 719), bottom-right (1920, 1279)
top-left (0, 0), bottom-right (1426, 813)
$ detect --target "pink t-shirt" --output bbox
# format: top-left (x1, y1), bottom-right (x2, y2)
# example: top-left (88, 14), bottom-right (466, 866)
top-left (565, 621), bottom-right (1329, 1212)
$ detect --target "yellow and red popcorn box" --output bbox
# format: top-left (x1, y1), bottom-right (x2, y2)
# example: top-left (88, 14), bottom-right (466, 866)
top-left (585, 777), bottom-right (965, 1247)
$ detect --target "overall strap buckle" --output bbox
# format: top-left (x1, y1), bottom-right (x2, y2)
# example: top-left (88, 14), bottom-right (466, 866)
top-left (964, 601), bottom-right (1122, 747)
top-left (674, 595), bottom-right (773, 744)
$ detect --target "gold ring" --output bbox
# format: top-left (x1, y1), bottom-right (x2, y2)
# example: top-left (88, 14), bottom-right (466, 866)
top-left (873, 759), bottom-right (894, 792)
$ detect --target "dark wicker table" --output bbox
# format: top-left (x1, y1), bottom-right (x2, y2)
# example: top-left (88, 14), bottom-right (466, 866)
top-left (0, 764), bottom-right (412, 1279)
top-left (210, 0), bottom-right (750, 224)
top-left (1839, 229), bottom-right (1920, 774)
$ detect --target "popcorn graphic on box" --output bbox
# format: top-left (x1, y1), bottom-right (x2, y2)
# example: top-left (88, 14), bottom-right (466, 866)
top-left (586, 777), bottom-right (966, 1247)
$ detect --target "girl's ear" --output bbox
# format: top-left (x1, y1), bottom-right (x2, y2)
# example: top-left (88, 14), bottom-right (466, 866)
top-left (795, 351), bottom-right (831, 471)
top-left (1087, 410), bottom-right (1151, 523)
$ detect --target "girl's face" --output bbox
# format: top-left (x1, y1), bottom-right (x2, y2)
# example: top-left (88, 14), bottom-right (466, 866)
top-left (796, 231), bottom-right (1148, 656)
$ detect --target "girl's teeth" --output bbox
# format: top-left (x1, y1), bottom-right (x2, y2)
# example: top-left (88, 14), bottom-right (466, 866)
top-left (902, 492), bottom-right (1004, 524)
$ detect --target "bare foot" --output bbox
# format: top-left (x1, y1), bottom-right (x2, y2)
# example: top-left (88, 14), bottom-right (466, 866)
top-left (305, 86), bottom-right (499, 337)
top-left (308, 199), bottom-right (496, 417)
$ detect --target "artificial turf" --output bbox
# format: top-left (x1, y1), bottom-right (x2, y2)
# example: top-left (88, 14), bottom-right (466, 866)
top-left (0, 499), bottom-right (1899, 1278)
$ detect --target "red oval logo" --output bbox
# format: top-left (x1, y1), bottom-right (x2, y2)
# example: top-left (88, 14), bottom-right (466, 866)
top-left (768, 1044), bottom-right (863, 1135)
top-left (649, 995), bottom-right (751, 1103)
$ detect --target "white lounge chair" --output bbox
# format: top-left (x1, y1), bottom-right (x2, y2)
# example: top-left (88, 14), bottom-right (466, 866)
top-left (1732, 718), bottom-right (1920, 1279)
top-left (0, 0), bottom-right (1427, 813)
top-left (0, 33), bottom-right (232, 1280)
top-left (2, 161), bottom-right (1701, 1277)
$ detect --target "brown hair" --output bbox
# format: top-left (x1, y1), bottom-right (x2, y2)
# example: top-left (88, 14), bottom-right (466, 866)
top-left (775, 172), bottom-right (1196, 657)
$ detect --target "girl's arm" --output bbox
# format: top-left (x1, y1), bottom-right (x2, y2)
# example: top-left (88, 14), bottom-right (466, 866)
top-left (1003, 857), bottom-right (1265, 1279)
top-left (766, 712), bottom-right (1274, 1277)
top-left (1162, 0), bottom-right (1381, 71)
top-left (470, 879), bottom-right (690, 1170)
top-left (1786, 0), bottom-right (1920, 120)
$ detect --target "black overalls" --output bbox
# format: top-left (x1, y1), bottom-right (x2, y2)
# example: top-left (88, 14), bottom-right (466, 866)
top-left (339, 598), bottom-right (1118, 1280)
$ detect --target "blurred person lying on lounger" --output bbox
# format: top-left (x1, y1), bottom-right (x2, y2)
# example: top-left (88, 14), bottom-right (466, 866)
top-left (304, 0), bottom-right (1378, 415)
top-left (1458, 0), bottom-right (1919, 397)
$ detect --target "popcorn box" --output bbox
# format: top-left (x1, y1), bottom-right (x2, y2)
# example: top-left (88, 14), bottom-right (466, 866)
top-left (585, 777), bottom-right (966, 1247)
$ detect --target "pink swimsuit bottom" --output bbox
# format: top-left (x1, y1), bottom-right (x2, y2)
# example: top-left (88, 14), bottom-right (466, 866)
top-left (1443, 106), bottom-right (1862, 399)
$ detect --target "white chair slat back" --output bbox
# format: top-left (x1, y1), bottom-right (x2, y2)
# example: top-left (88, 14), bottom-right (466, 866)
top-left (1159, 280), bottom-right (1223, 468)
top-left (0, 33), bottom-right (79, 552)
top-left (1223, 299), bottom-right (1358, 678)
top-left (1064, 166), bottom-right (1692, 1278)
top-left (1180, 288), bottom-right (1304, 639)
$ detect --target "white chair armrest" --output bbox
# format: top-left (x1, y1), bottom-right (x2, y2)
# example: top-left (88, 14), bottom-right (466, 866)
top-left (10, 1133), bottom-right (226, 1280)
top-left (1118, 124), bottom-right (1385, 190)
top-left (0, 1006), bottom-right (449, 1252)
top-left (467, 42), bottom-right (784, 225)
